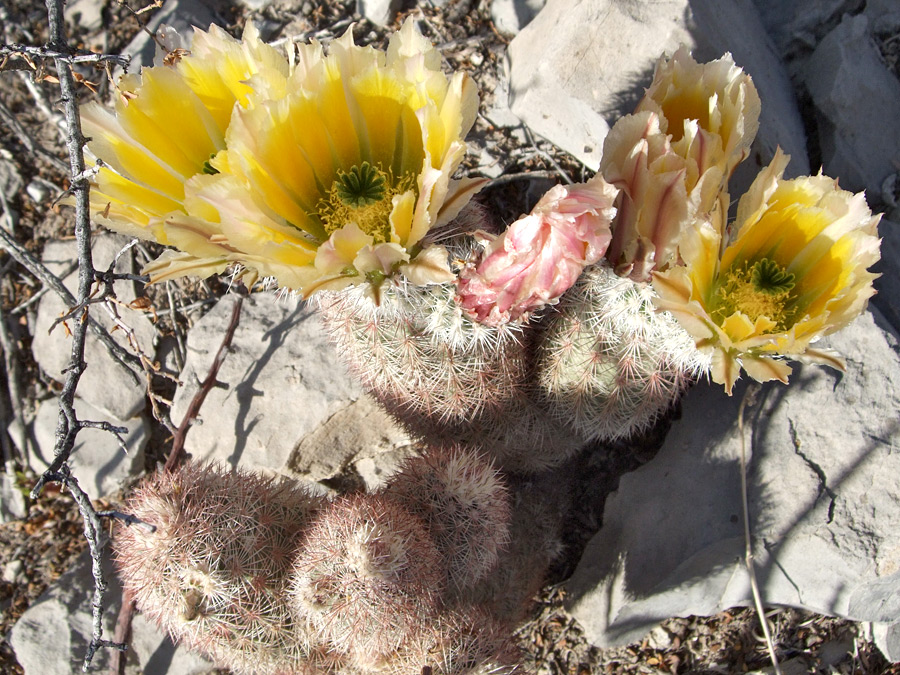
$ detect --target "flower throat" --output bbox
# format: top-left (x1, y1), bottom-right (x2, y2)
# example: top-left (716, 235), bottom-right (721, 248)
top-left (317, 162), bottom-right (417, 242)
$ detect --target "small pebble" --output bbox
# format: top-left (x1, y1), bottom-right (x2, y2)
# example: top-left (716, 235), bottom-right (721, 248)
top-left (3, 559), bottom-right (23, 583)
top-left (25, 180), bottom-right (50, 204)
top-left (470, 50), bottom-right (484, 67)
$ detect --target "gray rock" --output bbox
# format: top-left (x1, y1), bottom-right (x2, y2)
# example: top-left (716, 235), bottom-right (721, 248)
top-left (31, 396), bottom-right (148, 498)
top-left (0, 156), bottom-right (23, 200)
top-left (491, 0), bottom-right (546, 35)
top-left (63, 0), bottom-right (104, 31)
top-left (356, 0), bottom-right (401, 27)
top-left (872, 218), bottom-right (900, 335)
top-left (566, 308), bottom-right (900, 648)
top-left (9, 550), bottom-right (214, 675)
top-left (873, 621), bottom-right (900, 663)
top-left (0, 473), bottom-right (26, 523)
top-left (803, 13), bottom-right (900, 194)
top-left (170, 294), bottom-right (409, 480)
top-left (749, 0), bottom-right (856, 58)
top-left (31, 234), bottom-right (156, 420)
top-left (508, 0), bottom-right (808, 178)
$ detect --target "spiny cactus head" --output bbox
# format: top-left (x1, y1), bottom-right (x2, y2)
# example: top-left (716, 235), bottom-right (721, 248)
top-left (536, 261), bottom-right (709, 442)
top-left (385, 605), bottom-right (521, 675)
top-left (389, 445), bottom-right (511, 593)
top-left (114, 462), bottom-right (322, 675)
top-left (288, 492), bottom-right (445, 669)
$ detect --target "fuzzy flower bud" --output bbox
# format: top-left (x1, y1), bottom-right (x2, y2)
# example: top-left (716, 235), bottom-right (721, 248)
top-left (456, 174), bottom-right (618, 326)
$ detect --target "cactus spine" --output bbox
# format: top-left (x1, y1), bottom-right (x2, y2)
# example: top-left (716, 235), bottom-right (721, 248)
top-left (535, 261), bottom-right (710, 441)
top-left (113, 462), bottom-right (323, 675)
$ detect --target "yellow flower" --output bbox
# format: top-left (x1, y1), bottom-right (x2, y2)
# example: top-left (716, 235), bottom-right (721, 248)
top-left (653, 149), bottom-right (882, 394)
top-left (82, 19), bottom-right (481, 297)
top-left (80, 23), bottom-right (290, 281)
top-left (601, 48), bottom-right (760, 281)
top-left (637, 46), bottom-right (760, 182)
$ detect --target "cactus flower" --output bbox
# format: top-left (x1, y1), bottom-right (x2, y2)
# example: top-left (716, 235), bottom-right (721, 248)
top-left (456, 174), bottom-right (618, 326)
top-left (653, 149), bottom-right (881, 394)
top-left (602, 48), bottom-right (760, 281)
top-left (81, 19), bottom-right (481, 298)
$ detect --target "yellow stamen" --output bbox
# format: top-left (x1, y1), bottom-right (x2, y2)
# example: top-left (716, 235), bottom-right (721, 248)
top-left (316, 162), bottom-right (416, 241)
top-left (710, 258), bottom-right (796, 329)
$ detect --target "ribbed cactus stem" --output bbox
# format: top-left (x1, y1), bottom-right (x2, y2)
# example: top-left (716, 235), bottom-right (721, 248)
top-left (313, 238), bottom-right (584, 473)
top-left (288, 492), bottom-right (445, 670)
top-left (536, 261), bottom-right (710, 441)
top-left (113, 462), bottom-right (323, 675)
top-left (389, 445), bottom-right (511, 593)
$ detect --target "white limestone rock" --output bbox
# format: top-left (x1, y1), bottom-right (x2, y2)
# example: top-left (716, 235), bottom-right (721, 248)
top-left (9, 550), bottom-right (214, 675)
top-left (170, 294), bottom-right (410, 481)
top-left (356, 0), bottom-right (401, 27)
top-left (31, 396), bottom-right (148, 498)
top-left (491, 0), bottom-right (546, 35)
top-left (508, 0), bottom-right (809, 182)
top-left (0, 473), bottom-right (26, 523)
top-left (31, 234), bottom-right (156, 421)
top-left (566, 308), bottom-right (900, 648)
top-left (803, 13), bottom-right (900, 194)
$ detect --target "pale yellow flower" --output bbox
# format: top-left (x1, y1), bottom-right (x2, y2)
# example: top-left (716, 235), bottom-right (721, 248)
top-left (81, 23), bottom-right (290, 282)
top-left (653, 149), bottom-right (881, 394)
top-left (82, 19), bottom-right (480, 297)
top-left (601, 48), bottom-right (760, 281)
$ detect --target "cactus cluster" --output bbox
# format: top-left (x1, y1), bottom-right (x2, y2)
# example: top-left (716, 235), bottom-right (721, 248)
top-left (115, 448), bottom-right (518, 675)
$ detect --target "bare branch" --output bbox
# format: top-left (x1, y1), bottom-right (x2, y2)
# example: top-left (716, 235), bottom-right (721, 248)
top-left (0, 43), bottom-right (130, 68)
top-left (0, 225), bottom-right (142, 384)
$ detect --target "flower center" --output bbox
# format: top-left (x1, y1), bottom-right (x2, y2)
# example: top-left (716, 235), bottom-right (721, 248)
top-left (711, 258), bottom-right (796, 329)
top-left (317, 162), bottom-right (416, 242)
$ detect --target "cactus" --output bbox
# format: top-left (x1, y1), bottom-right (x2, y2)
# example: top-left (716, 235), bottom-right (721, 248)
top-left (288, 492), bottom-right (446, 670)
top-left (535, 260), bottom-right (710, 442)
top-left (313, 229), bottom-right (584, 473)
top-left (389, 445), bottom-right (510, 593)
top-left (113, 462), bottom-right (325, 675)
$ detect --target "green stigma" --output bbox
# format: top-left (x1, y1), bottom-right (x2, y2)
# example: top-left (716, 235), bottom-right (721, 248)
top-left (750, 258), bottom-right (795, 295)
top-left (202, 154), bottom-right (219, 175)
top-left (710, 258), bottom-right (797, 330)
top-left (335, 162), bottom-right (386, 207)
top-left (316, 162), bottom-right (417, 241)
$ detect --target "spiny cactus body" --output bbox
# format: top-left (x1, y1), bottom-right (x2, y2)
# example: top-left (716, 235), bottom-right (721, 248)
top-left (288, 492), bottom-right (445, 670)
top-left (389, 446), bottom-right (510, 593)
top-left (314, 253), bottom-right (584, 472)
top-left (114, 462), bottom-right (323, 675)
top-left (536, 261), bottom-right (710, 441)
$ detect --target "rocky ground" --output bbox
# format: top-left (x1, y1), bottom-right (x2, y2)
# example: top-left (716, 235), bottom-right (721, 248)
top-left (1, 0), bottom-right (899, 673)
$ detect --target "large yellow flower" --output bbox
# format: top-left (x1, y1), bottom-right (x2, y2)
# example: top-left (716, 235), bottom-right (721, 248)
top-left (653, 149), bottom-right (881, 394)
top-left (82, 19), bottom-right (480, 297)
top-left (601, 48), bottom-right (760, 281)
top-left (80, 23), bottom-right (291, 281)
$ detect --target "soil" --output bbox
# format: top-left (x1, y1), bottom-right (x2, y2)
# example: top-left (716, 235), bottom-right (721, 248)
top-left (0, 0), bottom-right (898, 674)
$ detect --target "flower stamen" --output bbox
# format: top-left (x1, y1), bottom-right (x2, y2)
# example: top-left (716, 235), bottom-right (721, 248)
top-left (711, 258), bottom-right (795, 329)
top-left (317, 163), bottom-right (416, 241)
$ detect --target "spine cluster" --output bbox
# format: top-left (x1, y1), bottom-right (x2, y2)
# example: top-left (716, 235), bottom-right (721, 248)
top-left (115, 450), bottom-right (517, 675)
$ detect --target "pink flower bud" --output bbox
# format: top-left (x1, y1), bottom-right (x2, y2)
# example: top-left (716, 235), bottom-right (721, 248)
top-left (457, 174), bottom-right (618, 326)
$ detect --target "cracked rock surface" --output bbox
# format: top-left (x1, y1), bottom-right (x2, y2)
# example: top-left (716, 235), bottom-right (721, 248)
top-left (565, 308), bottom-right (900, 649)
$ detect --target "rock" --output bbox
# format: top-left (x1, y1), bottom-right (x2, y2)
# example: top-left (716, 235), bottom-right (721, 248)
top-left (287, 395), bottom-right (412, 484)
top-left (872, 218), bottom-right (900, 335)
top-left (491, 0), bottom-right (546, 35)
top-left (0, 473), bottom-right (27, 523)
top-left (117, 0), bottom-right (219, 76)
top-left (31, 397), bottom-right (148, 498)
top-left (3, 559), bottom-right (23, 584)
top-left (356, 0), bottom-right (401, 27)
top-left (508, 0), bottom-right (809, 181)
top-left (566, 308), bottom-right (900, 648)
top-left (31, 234), bottom-right (156, 420)
top-left (873, 621), bottom-right (900, 662)
top-left (170, 294), bottom-right (410, 481)
top-left (353, 445), bottom-right (417, 491)
top-left (803, 13), bottom-right (900, 194)
top-left (63, 0), bottom-right (104, 32)
top-left (25, 180), bottom-right (51, 204)
top-left (749, 0), bottom-right (857, 59)
top-left (9, 550), bottom-right (214, 675)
